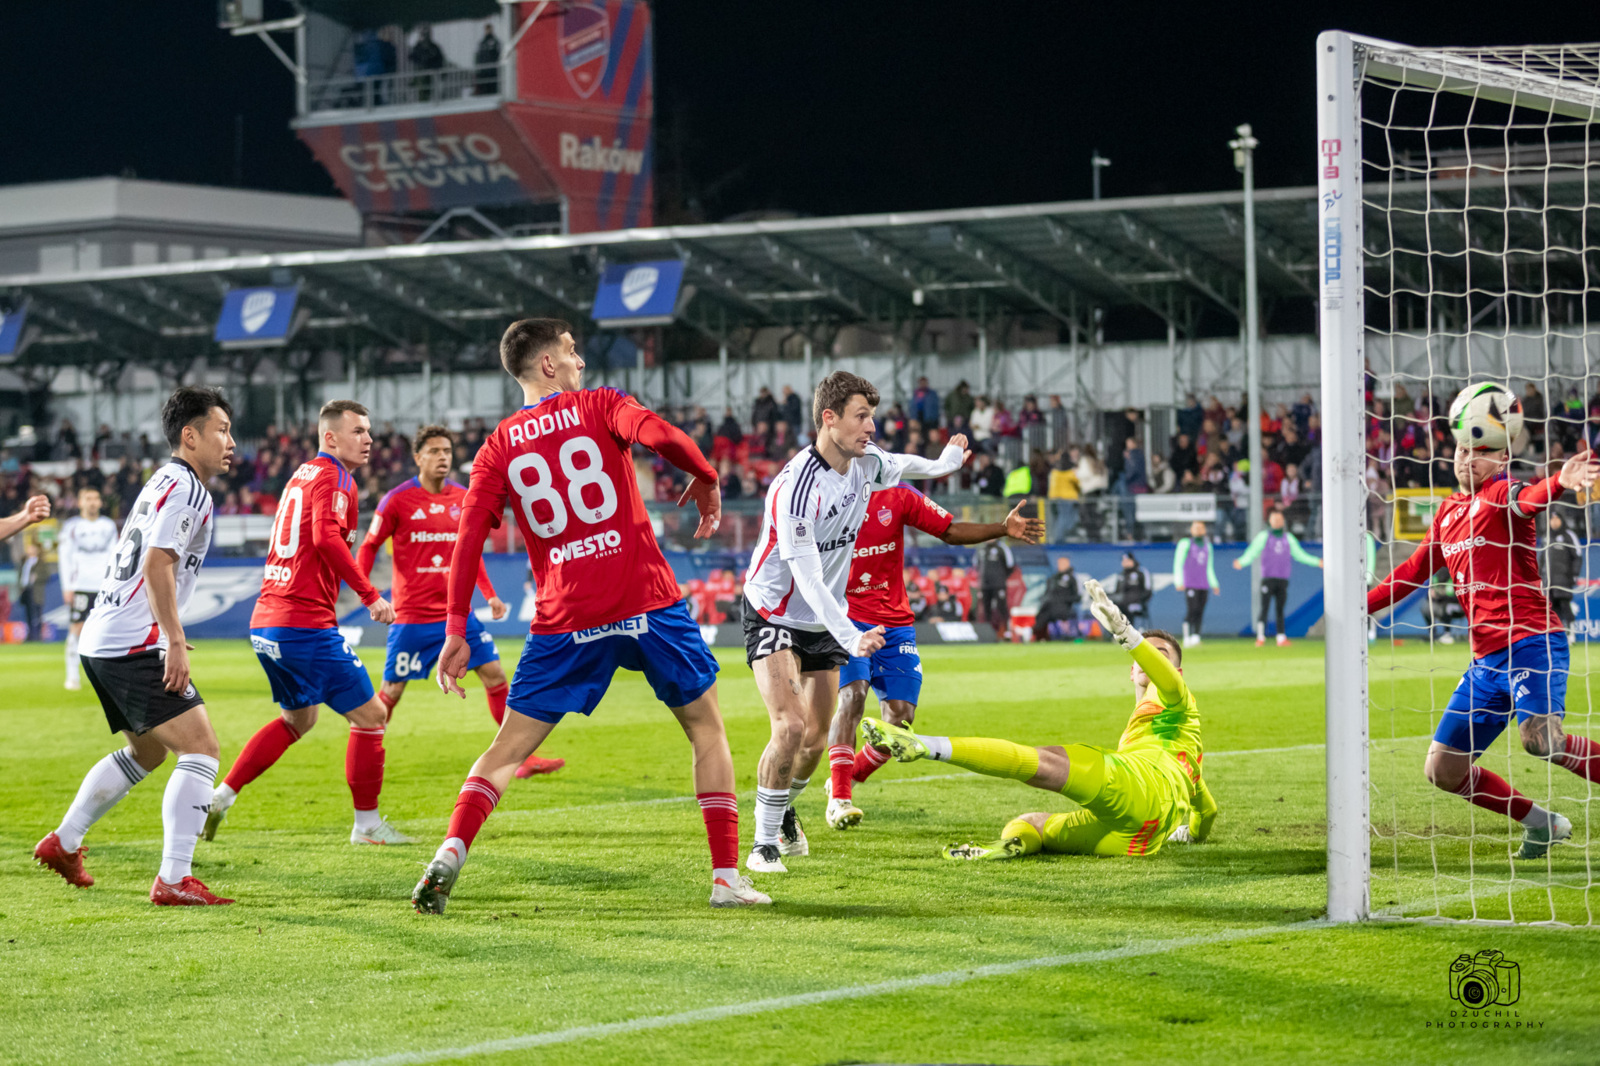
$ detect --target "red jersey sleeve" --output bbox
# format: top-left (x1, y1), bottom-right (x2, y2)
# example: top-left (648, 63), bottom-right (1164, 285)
top-left (1509, 475), bottom-right (1565, 519)
top-left (448, 433), bottom-right (508, 634)
top-left (604, 390), bottom-right (718, 483)
top-left (1366, 533), bottom-right (1443, 615)
top-left (310, 480), bottom-right (379, 606)
top-left (901, 489), bottom-right (955, 538)
top-left (356, 489), bottom-right (400, 578)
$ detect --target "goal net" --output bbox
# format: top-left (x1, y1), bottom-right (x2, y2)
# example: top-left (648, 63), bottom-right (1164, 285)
top-left (1320, 33), bottom-right (1600, 924)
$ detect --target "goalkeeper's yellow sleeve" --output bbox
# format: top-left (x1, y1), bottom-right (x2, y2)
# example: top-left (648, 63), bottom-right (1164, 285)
top-left (1190, 778), bottom-right (1218, 843)
top-left (1130, 633), bottom-right (1186, 706)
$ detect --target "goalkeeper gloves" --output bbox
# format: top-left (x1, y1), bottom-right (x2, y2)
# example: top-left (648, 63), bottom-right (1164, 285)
top-left (1085, 578), bottom-right (1144, 653)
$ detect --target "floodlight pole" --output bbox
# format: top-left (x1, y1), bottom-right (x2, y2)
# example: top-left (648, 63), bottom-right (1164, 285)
top-left (1231, 123), bottom-right (1264, 628)
top-left (1091, 151), bottom-right (1111, 200)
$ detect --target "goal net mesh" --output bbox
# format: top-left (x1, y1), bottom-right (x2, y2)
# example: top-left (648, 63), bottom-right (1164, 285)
top-left (1360, 40), bottom-right (1600, 924)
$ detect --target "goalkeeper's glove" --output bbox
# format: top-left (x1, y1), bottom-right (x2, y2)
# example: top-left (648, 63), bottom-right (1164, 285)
top-left (1085, 578), bottom-right (1143, 652)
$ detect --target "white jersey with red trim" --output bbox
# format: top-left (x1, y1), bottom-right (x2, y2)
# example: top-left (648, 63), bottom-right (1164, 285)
top-left (743, 442), bottom-right (912, 632)
top-left (79, 459), bottom-right (214, 658)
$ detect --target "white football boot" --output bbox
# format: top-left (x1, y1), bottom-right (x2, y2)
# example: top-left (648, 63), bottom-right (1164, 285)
top-left (710, 873), bottom-right (773, 907)
top-left (351, 818), bottom-right (416, 845)
top-left (745, 843), bottom-right (788, 873)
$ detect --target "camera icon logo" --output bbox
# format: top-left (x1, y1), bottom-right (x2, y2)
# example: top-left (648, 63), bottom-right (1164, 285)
top-left (1449, 949), bottom-right (1521, 1007)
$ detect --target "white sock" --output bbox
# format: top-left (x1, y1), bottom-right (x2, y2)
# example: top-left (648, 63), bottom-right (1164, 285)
top-left (787, 776), bottom-right (810, 808)
top-left (65, 632), bottom-right (79, 680)
top-left (754, 787), bottom-right (788, 846)
top-left (434, 836), bottom-right (467, 871)
top-left (1519, 804), bottom-right (1554, 829)
top-left (159, 754), bottom-right (219, 884)
top-left (353, 808), bottom-right (382, 831)
top-left (713, 866), bottom-right (740, 885)
top-left (214, 782), bottom-right (238, 808)
top-left (923, 735), bottom-right (954, 761)
top-left (1256, 621), bottom-right (1265, 640)
top-left (57, 749), bottom-right (147, 852)
top-left (1181, 622), bottom-right (1191, 643)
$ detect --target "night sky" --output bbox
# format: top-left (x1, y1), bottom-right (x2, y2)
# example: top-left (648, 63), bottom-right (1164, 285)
top-left (2, 3), bottom-right (1598, 219)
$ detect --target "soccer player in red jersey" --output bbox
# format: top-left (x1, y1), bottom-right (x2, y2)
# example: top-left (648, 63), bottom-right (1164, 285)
top-left (824, 492), bottom-right (1043, 828)
top-left (412, 318), bottom-right (769, 911)
top-left (356, 425), bottom-right (564, 778)
top-left (1368, 440), bottom-right (1600, 860)
top-left (205, 400), bottom-right (407, 846)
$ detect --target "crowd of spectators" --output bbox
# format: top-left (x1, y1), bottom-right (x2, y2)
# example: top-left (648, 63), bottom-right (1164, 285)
top-left (1361, 372), bottom-right (1600, 536)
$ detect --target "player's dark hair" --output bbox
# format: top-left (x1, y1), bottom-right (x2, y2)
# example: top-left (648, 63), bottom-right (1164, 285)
top-left (412, 423), bottom-right (453, 454)
top-left (1144, 628), bottom-right (1182, 667)
top-left (318, 399), bottom-right (369, 431)
top-left (812, 371), bottom-right (880, 430)
top-left (501, 317), bottom-right (572, 380)
top-left (161, 386), bottom-right (232, 449)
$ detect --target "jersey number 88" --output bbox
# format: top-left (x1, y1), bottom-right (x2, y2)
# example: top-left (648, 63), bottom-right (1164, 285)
top-left (507, 435), bottom-right (618, 538)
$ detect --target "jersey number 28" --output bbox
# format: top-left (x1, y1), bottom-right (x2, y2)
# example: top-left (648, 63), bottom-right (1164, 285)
top-left (507, 436), bottom-right (618, 538)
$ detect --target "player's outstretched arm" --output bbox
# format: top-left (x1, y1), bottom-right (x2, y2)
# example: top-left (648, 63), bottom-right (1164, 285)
top-left (0, 494), bottom-right (50, 541)
top-left (889, 433), bottom-right (970, 480)
top-left (1232, 529), bottom-right (1267, 569)
top-left (940, 500), bottom-right (1045, 546)
top-left (1086, 578), bottom-right (1184, 703)
top-left (1285, 531), bottom-right (1324, 569)
top-left (1365, 537), bottom-right (1443, 617)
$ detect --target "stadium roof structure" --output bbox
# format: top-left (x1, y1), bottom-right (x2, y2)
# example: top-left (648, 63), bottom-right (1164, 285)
top-left (7, 168), bottom-right (1588, 381)
top-left (0, 183), bottom-right (1332, 381)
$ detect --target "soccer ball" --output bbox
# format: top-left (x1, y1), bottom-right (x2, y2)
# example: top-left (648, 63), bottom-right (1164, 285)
top-left (1448, 382), bottom-right (1523, 452)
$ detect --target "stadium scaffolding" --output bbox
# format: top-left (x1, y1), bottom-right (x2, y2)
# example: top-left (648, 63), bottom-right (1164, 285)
top-left (0, 186), bottom-right (1332, 385)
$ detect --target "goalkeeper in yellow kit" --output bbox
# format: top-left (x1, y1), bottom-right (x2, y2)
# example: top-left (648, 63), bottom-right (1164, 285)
top-left (862, 579), bottom-right (1217, 858)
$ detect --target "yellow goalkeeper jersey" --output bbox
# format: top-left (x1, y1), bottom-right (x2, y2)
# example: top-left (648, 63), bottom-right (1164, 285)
top-left (1116, 637), bottom-right (1205, 806)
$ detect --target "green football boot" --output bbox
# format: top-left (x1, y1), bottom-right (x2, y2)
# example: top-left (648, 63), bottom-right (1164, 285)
top-left (860, 717), bottom-right (930, 763)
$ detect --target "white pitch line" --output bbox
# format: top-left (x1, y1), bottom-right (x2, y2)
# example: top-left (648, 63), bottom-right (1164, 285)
top-left (316, 919), bottom-right (1329, 1066)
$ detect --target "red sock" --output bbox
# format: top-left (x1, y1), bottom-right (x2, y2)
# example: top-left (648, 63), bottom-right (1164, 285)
top-left (485, 682), bottom-right (509, 727)
top-left (696, 792), bottom-right (739, 872)
top-left (1453, 765), bottom-right (1533, 822)
top-left (828, 745), bottom-right (856, 801)
top-left (444, 776), bottom-right (501, 857)
top-left (377, 690), bottom-right (397, 724)
top-left (346, 726), bottom-right (386, 813)
top-left (223, 717), bottom-right (301, 793)
top-left (853, 743), bottom-right (891, 784)
top-left (1560, 734), bottom-right (1600, 784)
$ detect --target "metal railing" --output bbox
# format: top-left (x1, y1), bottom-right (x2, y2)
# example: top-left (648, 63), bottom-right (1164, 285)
top-left (307, 63), bottom-right (503, 113)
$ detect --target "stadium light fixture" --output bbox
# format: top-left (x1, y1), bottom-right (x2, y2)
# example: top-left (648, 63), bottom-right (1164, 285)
top-left (1091, 151), bottom-right (1112, 200)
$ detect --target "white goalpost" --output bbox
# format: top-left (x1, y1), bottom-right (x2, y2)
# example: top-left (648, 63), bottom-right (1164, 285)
top-left (1320, 32), bottom-right (1600, 924)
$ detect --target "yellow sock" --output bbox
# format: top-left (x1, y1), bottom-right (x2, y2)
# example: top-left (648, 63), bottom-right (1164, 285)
top-left (947, 737), bottom-right (1041, 782)
top-left (1001, 818), bottom-right (1043, 855)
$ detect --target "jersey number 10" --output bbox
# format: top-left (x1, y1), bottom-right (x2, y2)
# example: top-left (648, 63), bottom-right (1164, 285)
top-left (507, 435), bottom-right (618, 538)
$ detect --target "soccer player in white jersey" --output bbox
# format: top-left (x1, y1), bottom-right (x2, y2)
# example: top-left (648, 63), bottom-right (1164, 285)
top-left (34, 387), bottom-right (238, 905)
top-left (59, 486), bottom-right (120, 690)
top-left (741, 371), bottom-right (968, 872)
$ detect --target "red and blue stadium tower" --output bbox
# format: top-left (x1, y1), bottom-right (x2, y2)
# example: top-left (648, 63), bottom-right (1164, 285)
top-left (229, 1), bottom-right (653, 234)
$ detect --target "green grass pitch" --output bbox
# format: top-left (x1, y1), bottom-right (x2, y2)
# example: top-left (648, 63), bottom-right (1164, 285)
top-left (3, 637), bottom-right (1598, 1065)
